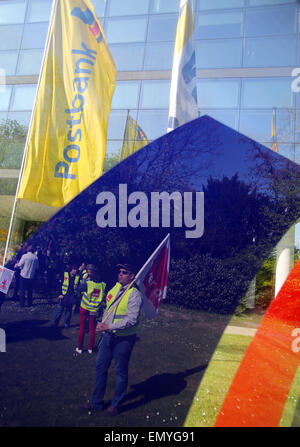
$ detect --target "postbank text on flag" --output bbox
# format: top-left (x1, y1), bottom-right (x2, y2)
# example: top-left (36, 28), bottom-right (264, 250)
top-left (17, 0), bottom-right (116, 208)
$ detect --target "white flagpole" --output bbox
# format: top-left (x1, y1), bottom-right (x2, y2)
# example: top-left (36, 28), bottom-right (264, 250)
top-left (101, 233), bottom-right (170, 323)
top-left (2, 0), bottom-right (58, 267)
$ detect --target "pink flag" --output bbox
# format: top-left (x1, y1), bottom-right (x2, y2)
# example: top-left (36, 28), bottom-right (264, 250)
top-left (136, 234), bottom-right (170, 320)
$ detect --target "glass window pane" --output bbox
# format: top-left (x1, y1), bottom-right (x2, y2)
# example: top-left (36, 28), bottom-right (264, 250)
top-left (0, 25), bottom-right (23, 50)
top-left (140, 81), bottom-right (170, 108)
top-left (108, 0), bottom-right (150, 16)
top-left (245, 6), bottom-right (296, 37)
top-left (0, 1), bottom-right (26, 24)
top-left (0, 51), bottom-right (18, 76)
top-left (196, 39), bottom-right (242, 68)
top-left (0, 112), bottom-right (8, 122)
top-left (151, 0), bottom-right (180, 13)
top-left (198, 0), bottom-right (244, 9)
top-left (199, 109), bottom-right (238, 130)
top-left (147, 14), bottom-right (177, 42)
top-left (21, 23), bottom-right (49, 49)
top-left (276, 144), bottom-right (295, 161)
top-left (106, 139), bottom-right (122, 157)
top-left (249, 0), bottom-right (297, 6)
top-left (17, 49), bottom-right (44, 75)
top-left (244, 36), bottom-right (297, 67)
top-left (197, 80), bottom-right (240, 108)
top-left (196, 11), bottom-right (243, 39)
top-left (27, 0), bottom-right (53, 23)
top-left (242, 79), bottom-right (293, 108)
top-left (107, 110), bottom-right (138, 140)
top-left (144, 42), bottom-right (173, 70)
top-left (110, 44), bottom-right (144, 71)
top-left (91, 0), bottom-right (107, 17)
top-left (0, 86), bottom-right (12, 111)
top-left (11, 85), bottom-right (37, 111)
top-left (111, 82), bottom-right (140, 109)
top-left (137, 109), bottom-right (168, 140)
top-left (239, 109), bottom-right (294, 142)
top-left (106, 18), bottom-right (147, 43)
top-left (7, 111), bottom-right (31, 126)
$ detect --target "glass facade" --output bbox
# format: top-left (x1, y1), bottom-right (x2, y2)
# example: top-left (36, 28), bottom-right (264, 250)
top-left (0, 0), bottom-right (299, 243)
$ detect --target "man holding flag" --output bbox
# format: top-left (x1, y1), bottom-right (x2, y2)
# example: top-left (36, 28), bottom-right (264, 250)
top-left (81, 234), bottom-right (170, 416)
top-left (82, 262), bottom-right (142, 416)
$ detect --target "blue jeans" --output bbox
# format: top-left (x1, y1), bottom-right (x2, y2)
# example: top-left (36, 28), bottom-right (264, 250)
top-left (92, 332), bottom-right (136, 409)
top-left (52, 302), bottom-right (73, 327)
top-left (19, 277), bottom-right (33, 307)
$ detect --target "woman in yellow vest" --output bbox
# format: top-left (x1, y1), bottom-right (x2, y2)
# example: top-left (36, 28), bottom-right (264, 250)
top-left (81, 262), bottom-right (142, 416)
top-left (75, 265), bottom-right (106, 354)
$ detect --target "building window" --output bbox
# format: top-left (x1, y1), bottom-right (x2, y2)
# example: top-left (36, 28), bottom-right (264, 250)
top-left (107, 0), bottom-right (150, 16)
top-left (11, 85), bottom-right (37, 111)
top-left (111, 81), bottom-right (141, 109)
top-left (147, 14), bottom-right (177, 42)
top-left (0, 1), bottom-right (26, 25)
top-left (0, 86), bottom-right (12, 111)
top-left (197, 80), bottom-right (240, 108)
top-left (140, 80), bottom-right (170, 108)
top-left (26, 0), bottom-right (53, 23)
top-left (0, 51), bottom-right (19, 76)
top-left (16, 49), bottom-right (44, 75)
top-left (196, 10), bottom-right (243, 39)
top-left (241, 78), bottom-right (293, 108)
top-left (144, 42), bottom-right (174, 70)
top-left (244, 35), bottom-right (297, 67)
top-left (196, 38), bottom-right (242, 68)
top-left (245, 5), bottom-right (297, 37)
top-left (105, 17), bottom-right (148, 43)
top-left (21, 22), bottom-right (49, 49)
top-left (0, 25), bottom-right (23, 50)
top-left (110, 43), bottom-right (145, 71)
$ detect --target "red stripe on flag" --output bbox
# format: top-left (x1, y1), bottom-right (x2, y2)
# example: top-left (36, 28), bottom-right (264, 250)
top-left (89, 22), bottom-right (100, 37)
top-left (215, 261), bottom-right (300, 427)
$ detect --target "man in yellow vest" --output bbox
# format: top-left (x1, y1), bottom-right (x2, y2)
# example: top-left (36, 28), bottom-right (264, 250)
top-left (81, 262), bottom-right (142, 416)
top-left (51, 264), bottom-right (78, 328)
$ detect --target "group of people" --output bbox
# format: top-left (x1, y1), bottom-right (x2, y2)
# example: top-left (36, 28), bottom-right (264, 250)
top-left (4, 244), bottom-right (143, 416)
top-left (51, 258), bottom-right (143, 416)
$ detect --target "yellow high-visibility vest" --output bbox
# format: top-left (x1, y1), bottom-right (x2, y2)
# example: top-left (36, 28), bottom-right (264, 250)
top-left (62, 271), bottom-right (79, 295)
top-left (81, 280), bottom-right (106, 313)
top-left (106, 282), bottom-right (139, 336)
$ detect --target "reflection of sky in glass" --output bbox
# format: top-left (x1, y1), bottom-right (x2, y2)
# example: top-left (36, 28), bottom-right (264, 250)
top-left (0, 1), bottom-right (26, 24)
top-left (242, 78), bottom-right (293, 108)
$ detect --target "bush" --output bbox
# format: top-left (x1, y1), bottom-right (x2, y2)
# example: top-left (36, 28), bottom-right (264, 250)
top-left (165, 254), bottom-right (250, 314)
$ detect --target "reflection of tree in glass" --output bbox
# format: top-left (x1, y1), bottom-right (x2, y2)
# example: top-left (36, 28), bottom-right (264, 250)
top-left (0, 119), bottom-right (27, 169)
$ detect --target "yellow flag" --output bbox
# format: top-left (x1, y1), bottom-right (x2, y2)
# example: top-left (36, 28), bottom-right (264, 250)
top-left (18, 0), bottom-right (116, 208)
top-left (121, 114), bottom-right (149, 160)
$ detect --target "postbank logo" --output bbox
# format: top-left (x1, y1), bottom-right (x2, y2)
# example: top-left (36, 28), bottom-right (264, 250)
top-left (71, 5), bottom-right (103, 43)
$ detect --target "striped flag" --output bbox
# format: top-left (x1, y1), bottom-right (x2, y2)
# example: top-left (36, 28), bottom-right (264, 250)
top-left (271, 108), bottom-right (278, 152)
top-left (167, 0), bottom-right (198, 132)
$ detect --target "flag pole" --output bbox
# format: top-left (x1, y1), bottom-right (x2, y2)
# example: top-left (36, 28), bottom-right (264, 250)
top-left (101, 233), bottom-right (170, 323)
top-left (2, 0), bottom-right (58, 267)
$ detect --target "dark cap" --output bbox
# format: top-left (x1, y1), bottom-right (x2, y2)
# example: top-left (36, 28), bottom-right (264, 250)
top-left (86, 264), bottom-right (96, 271)
top-left (117, 263), bottom-right (136, 275)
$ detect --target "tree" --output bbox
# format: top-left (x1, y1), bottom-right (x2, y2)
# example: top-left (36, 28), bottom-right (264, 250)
top-left (0, 119), bottom-right (27, 169)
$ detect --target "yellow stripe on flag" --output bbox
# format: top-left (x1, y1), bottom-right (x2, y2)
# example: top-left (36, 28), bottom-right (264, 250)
top-left (174, 2), bottom-right (195, 58)
top-left (18, 0), bottom-right (116, 208)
